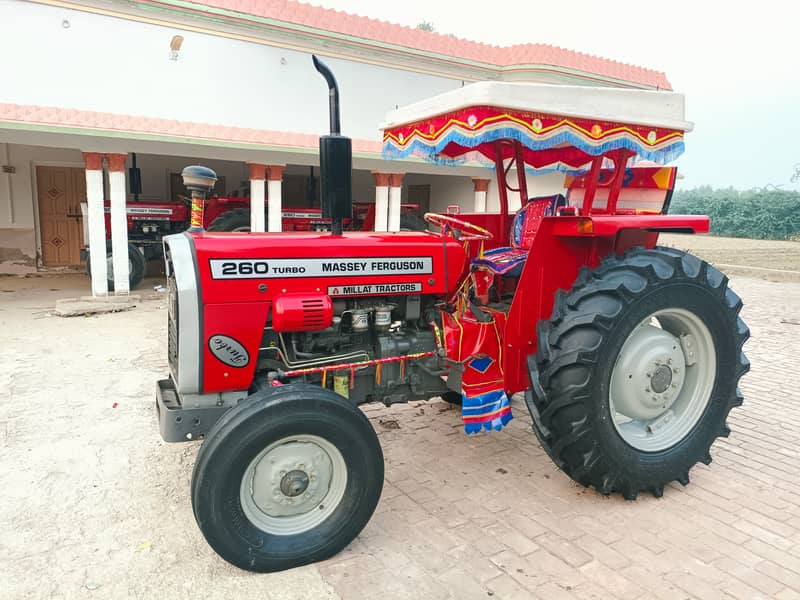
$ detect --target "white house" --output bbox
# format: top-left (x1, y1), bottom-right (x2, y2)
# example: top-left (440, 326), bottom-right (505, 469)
top-left (0, 0), bottom-right (671, 290)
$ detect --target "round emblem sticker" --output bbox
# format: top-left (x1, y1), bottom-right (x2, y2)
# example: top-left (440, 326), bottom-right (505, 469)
top-left (208, 334), bottom-right (250, 368)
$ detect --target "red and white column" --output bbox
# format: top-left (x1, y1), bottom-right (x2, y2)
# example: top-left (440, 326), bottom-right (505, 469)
top-left (106, 153), bottom-right (130, 294)
top-left (388, 173), bottom-right (404, 232)
top-left (372, 172), bottom-right (389, 232)
top-left (247, 163), bottom-right (267, 232)
top-left (267, 165), bottom-right (284, 232)
top-left (83, 152), bottom-right (107, 297)
top-left (472, 178), bottom-right (490, 213)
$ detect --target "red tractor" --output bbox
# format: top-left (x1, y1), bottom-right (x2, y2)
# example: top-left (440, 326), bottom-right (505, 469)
top-left (156, 57), bottom-right (749, 572)
top-left (88, 186), bottom-right (424, 291)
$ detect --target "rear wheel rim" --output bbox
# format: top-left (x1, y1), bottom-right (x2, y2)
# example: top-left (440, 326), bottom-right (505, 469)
top-left (240, 434), bottom-right (347, 536)
top-left (609, 308), bottom-right (716, 452)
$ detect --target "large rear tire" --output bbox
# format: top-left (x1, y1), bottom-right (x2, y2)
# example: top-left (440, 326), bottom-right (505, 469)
top-left (399, 212), bottom-right (428, 232)
top-left (208, 207), bottom-right (251, 232)
top-left (191, 384), bottom-right (384, 572)
top-left (87, 241), bottom-right (145, 291)
top-left (529, 247), bottom-right (749, 499)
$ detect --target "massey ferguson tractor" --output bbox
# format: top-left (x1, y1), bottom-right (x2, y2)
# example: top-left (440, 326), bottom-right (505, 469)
top-left (155, 57), bottom-right (749, 572)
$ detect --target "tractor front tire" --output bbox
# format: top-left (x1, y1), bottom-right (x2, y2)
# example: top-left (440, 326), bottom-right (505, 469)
top-left (208, 208), bottom-right (251, 232)
top-left (530, 247), bottom-right (749, 499)
top-left (191, 384), bottom-right (384, 572)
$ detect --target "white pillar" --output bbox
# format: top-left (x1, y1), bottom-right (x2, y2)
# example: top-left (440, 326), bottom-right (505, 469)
top-left (83, 152), bottom-right (108, 297)
top-left (473, 178), bottom-right (490, 213)
top-left (267, 165), bottom-right (284, 232)
top-left (248, 163), bottom-right (266, 232)
top-left (372, 172), bottom-right (389, 232)
top-left (107, 153), bottom-right (130, 295)
top-left (387, 173), bottom-right (404, 232)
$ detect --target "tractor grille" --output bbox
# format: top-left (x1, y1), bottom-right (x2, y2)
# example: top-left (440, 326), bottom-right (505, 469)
top-left (167, 273), bottom-right (179, 377)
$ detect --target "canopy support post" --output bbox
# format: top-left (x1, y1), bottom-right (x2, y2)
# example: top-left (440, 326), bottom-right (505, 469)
top-left (513, 141), bottom-right (528, 206)
top-left (493, 141), bottom-right (509, 247)
top-left (583, 156), bottom-right (604, 216)
top-left (606, 149), bottom-right (636, 214)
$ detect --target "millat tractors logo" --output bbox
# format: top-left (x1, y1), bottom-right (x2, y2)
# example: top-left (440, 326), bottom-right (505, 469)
top-left (208, 334), bottom-right (250, 368)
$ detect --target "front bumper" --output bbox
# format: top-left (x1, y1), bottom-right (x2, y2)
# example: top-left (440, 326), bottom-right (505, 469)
top-left (156, 376), bottom-right (230, 442)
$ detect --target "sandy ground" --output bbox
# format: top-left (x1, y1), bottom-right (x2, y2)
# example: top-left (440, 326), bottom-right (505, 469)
top-left (660, 234), bottom-right (800, 282)
top-left (0, 275), bottom-right (338, 600)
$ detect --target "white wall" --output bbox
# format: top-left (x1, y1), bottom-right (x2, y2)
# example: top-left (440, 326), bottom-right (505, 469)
top-left (0, 2), bottom-right (463, 141)
top-left (404, 170), bottom-right (566, 214)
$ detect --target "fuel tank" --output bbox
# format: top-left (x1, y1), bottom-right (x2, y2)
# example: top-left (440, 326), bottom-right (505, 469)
top-left (189, 230), bottom-right (468, 304)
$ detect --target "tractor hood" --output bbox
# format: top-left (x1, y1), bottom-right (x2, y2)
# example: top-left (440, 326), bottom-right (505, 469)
top-left (174, 230), bottom-right (468, 305)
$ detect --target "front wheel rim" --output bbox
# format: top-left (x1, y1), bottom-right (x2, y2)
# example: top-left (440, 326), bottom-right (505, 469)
top-left (609, 308), bottom-right (717, 452)
top-left (239, 434), bottom-right (347, 536)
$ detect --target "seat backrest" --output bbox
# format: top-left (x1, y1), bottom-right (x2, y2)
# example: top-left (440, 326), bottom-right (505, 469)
top-left (510, 194), bottom-right (565, 249)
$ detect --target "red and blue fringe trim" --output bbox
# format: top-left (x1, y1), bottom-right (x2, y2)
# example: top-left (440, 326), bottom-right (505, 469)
top-left (462, 389), bottom-right (513, 434)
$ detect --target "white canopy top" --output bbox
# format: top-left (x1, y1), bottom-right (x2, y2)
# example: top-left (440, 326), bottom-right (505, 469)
top-left (381, 80), bottom-right (693, 133)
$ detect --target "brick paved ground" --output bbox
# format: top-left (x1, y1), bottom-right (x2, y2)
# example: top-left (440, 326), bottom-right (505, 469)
top-left (324, 276), bottom-right (800, 600)
top-left (1, 273), bottom-right (799, 599)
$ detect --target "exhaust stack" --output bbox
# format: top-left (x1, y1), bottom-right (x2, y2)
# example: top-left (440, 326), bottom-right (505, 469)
top-left (313, 55), bottom-right (352, 236)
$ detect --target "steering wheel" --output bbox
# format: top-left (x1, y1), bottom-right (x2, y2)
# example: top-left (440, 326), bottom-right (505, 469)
top-left (424, 212), bottom-right (493, 241)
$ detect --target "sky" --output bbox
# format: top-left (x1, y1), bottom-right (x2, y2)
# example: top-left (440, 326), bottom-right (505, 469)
top-left (307, 0), bottom-right (800, 191)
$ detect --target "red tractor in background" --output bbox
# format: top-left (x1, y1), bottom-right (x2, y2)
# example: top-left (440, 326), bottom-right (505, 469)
top-left (156, 57), bottom-right (749, 573)
top-left (87, 187), bottom-right (425, 291)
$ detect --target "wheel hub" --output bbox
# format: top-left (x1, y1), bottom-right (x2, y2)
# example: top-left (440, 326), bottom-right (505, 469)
top-left (610, 321), bottom-right (686, 421)
top-left (650, 364), bottom-right (673, 394)
top-left (280, 470), bottom-right (310, 497)
top-left (249, 440), bottom-right (333, 518)
top-left (239, 434), bottom-right (349, 536)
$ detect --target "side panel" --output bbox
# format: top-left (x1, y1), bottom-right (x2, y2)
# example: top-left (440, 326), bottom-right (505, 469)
top-left (503, 220), bottom-right (596, 394)
top-left (203, 301), bottom-right (271, 393)
top-left (193, 231), bottom-right (468, 305)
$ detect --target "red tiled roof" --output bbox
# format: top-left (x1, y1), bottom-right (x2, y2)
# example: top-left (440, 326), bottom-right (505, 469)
top-left (0, 103), bottom-right (383, 154)
top-left (173, 0), bottom-right (671, 89)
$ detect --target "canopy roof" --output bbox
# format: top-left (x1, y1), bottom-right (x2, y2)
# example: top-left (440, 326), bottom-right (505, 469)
top-left (381, 81), bottom-right (693, 172)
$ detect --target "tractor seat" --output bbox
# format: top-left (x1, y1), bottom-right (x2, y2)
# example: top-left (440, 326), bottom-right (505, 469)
top-left (471, 194), bottom-right (565, 277)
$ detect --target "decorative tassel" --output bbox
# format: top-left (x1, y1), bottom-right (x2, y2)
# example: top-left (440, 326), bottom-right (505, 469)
top-left (461, 389), bottom-right (513, 434)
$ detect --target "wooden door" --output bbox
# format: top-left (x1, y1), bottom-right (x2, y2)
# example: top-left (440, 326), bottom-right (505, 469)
top-left (36, 166), bottom-right (86, 266)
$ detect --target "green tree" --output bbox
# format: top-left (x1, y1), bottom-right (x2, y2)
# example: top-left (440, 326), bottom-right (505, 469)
top-left (416, 21), bottom-right (435, 32)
